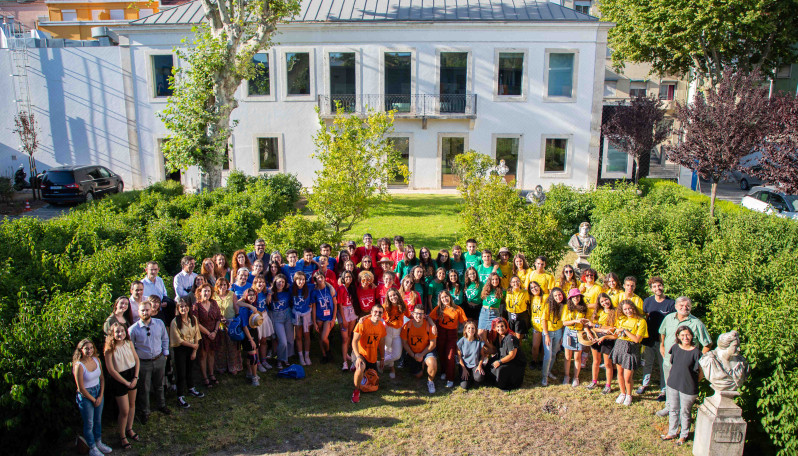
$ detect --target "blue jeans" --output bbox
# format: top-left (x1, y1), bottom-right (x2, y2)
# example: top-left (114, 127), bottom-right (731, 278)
top-left (76, 384), bottom-right (103, 447)
top-left (270, 309), bottom-right (294, 362)
top-left (541, 327), bottom-right (564, 380)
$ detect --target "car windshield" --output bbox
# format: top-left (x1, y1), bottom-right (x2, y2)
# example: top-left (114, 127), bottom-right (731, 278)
top-left (783, 194), bottom-right (798, 208)
top-left (43, 171), bottom-right (75, 185)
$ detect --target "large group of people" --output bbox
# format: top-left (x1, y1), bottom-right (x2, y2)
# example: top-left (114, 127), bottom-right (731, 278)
top-left (73, 234), bottom-right (714, 454)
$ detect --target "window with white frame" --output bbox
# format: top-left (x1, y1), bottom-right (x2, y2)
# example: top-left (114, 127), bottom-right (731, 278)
top-left (109, 9), bottom-right (125, 20)
top-left (497, 52), bottom-right (524, 96)
top-left (604, 81), bottom-right (617, 97)
top-left (629, 81), bottom-right (647, 98)
top-left (385, 52), bottom-right (412, 112)
top-left (495, 137), bottom-right (520, 184)
top-left (603, 140), bottom-right (629, 175)
top-left (151, 55), bottom-right (174, 98)
top-left (659, 82), bottom-right (675, 100)
top-left (547, 52), bottom-right (576, 98)
top-left (286, 52), bottom-right (310, 96)
top-left (543, 138), bottom-right (568, 173)
top-left (329, 52), bottom-right (356, 112)
top-left (440, 52), bottom-right (468, 113)
top-left (248, 53), bottom-right (270, 96)
top-left (574, 0), bottom-right (591, 15)
top-left (258, 137), bottom-right (279, 171)
top-left (61, 10), bottom-right (77, 21)
top-left (388, 137), bottom-right (410, 186)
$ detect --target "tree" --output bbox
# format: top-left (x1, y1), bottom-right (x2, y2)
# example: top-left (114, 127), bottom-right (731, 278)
top-left (667, 70), bottom-right (773, 216)
top-left (306, 106), bottom-right (409, 234)
top-left (599, 0), bottom-right (798, 86)
top-left (752, 94), bottom-right (798, 194)
top-left (158, 1), bottom-right (301, 190)
top-left (12, 112), bottom-right (39, 199)
top-left (602, 96), bottom-right (672, 184)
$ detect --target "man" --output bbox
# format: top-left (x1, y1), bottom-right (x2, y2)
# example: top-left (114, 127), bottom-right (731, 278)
top-left (496, 248), bottom-right (514, 289)
top-left (614, 276), bottom-right (644, 314)
top-left (401, 306), bottom-right (439, 394)
top-left (527, 256), bottom-right (555, 295)
top-left (296, 248), bottom-right (319, 277)
top-left (128, 301), bottom-right (171, 423)
top-left (316, 243), bottom-right (336, 272)
top-left (247, 239), bottom-right (270, 266)
top-left (283, 249), bottom-right (302, 283)
top-left (354, 233), bottom-right (377, 266)
top-left (129, 281), bottom-right (145, 323)
top-left (463, 239), bottom-right (481, 270)
top-left (390, 236), bottom-right (406, 264)
top-left (142, 261), bottom-right (175, 323)
top-left (351, 305), bottom-right (387, 403)
top-left (655, 296), bottom-right (712, 417)
top-left (475, 249), bottom-right (501, 284)
top-left (173, 256), bottom-right (196, 300)
top-left (317, 255), bottom-right (337, 286)
top-left (637, 276), bottom-right (675, 400)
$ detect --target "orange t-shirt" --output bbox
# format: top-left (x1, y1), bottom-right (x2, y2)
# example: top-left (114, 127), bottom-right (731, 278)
top-left (429, 305), bottom-right (467, 330)
top-left (383, 304), bottom-right (405, 329)
top-left (354, 317), bottom-right (387, 363)
top-left (401, 320), bottom-right (436, 354)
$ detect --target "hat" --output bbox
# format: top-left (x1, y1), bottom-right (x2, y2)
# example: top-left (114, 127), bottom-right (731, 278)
top-left (567, 288), bottom-right (582, 299)
top-left (248, 312), bottom-right (263, 328)
top-left (378, 257), bottom-right (394, 265)
top-left (346, 241), bottom-right (356, 247)
top-left (498, 247), bottom-right (511, 255)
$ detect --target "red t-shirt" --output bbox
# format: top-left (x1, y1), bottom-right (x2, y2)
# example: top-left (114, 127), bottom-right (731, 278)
top-left (356, 285), bottom-right (377, 313)
top-left (376, 283), bottom-right (400, 305)
top-left (337, 284), bottom-right (353, 307)
top-left (323, 269), bottom-right (337, 287)
top-left (403, 290), bottom-right (422, 314)
top-left (354, 246), bottom-right (378, 267)
top-left (390, 250), bottom-right (406, 264)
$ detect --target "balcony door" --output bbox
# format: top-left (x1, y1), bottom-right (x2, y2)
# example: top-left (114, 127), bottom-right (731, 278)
top-left (384, 52), bottom-right (412, 112)
top-left (329, 52), bottom-right (356, 113)
top-left (439, 52), bottom-right (468, 113)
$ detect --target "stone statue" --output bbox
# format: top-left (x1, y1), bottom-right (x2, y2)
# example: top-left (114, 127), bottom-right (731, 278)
top-left (527, 185), bottom-right (546, 206)
top-left (568, 222), bottom-right (597, 272)
top-left (699, 330), bottom-right (749, 393)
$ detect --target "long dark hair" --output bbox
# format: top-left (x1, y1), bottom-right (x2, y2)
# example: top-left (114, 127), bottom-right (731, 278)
top-left (547, 287), bottom-right (566, 321)
top-left (175, 298), bottom-right (197, 330)
top-left (592, 292), bottom-right (616, 326)
top-left (111, 296), bottom-right (133, 325)
top-left (291, 271), bottom-right (311, 299)
top-left (557, 266), bottom-right (579, 290)
top-left (567, 293), bottom-right (588, 313)
top-left (340, 270), bottom-right (358, 305)
top-left (435, 249), bottom-right (452, 270)
top-left (385, 288), bottom-right (406, 316)
top-left (446, 269), bottom-right (462, 295)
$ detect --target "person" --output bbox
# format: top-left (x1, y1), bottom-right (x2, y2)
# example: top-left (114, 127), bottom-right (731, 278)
top-left (478, 273), bottom-right (504, 339)
top-left (173, 256), bottom-right (197, 301)
top-left (185, 275), bottom-right (206, 307)
top-left (318, 255), bottom-right (337, 286)
top-left (270, 250), bottom-right (284, 267)
top-left (375, 238), bottom-right (392, 277)
top-left (104, 322), bottom-right (140, 450)
top-left (528, 280), bottom-right (548, 368)
top-left (376, 269), bottom-right (398, 304)
top-left (248, 260), bottom-right (266, 284)
top-left (429, 290), bottom-right (467, 388)
top-left (579, 268), bottom-right (602, 307)
top-left (427, 267), bottom-right (447, 311)
top-left (504, 276), bottom-right (530, 342)
top-left (235, 289), bottom-right (261, 386)
top-left (475, 249), bottom-right (501, 284)
top-left (615, 276), bottom-right (644, 313)
top-left (170, 298), bottom-right (204, 408)
top-left (283, 249), bottom-right (302, 283)
top-left (129, 281), bottom-right (145, 323)
top-left (270, 273), bottom-right (294, 369)
top-left (450, 245), bottom-right (466, 284)
top-left (252, 275), bottom-right (275, 370)
top-left (382, 288), bottom-right (406, 379)
top-left (528, 256), bottom-right (555, 295)
top-left (401, 306), bottom-right (438, 394)
top-left (73, 339), bottom-right (112, 456)
top-left (311, 271), bottom-right (337, 363)
top-left (562, 288), bottom-right (588, 387)
top-left (230, 249), bottom-right (252, 276)
top-left (104, 296), bottom-right (133, 335)
top-left (435, 248), bottom-right (452, 272)
top-left (661, 326), bottom-right (703, 446)
top-left (296, 248), bottom-right (319, 277)
top-left (656, 296), bottom-right (713, 417)
top-left (351, 305), bottom-right (387, 403)
top-left (410, 266), bottom-right (430, 314)
top-left (291, 271), bottom-right (313, 366)
top-left (496, 248), bottom-right (513, 289)
top-left (354, 233), bottom-right (378, 266)
top-left (193, 284), bottom-right (221, 387)
top-left (128, 301), bottom-right (170, 424)
top-left (586, 293), bottom-right (618, 393)
top-left (317, 243), bottom-right (337, 272)
top-left (602, 272), bottom-right (623, 302)
top-left (418, 247), bottom-right (436, 279)
top-left (142, 261), bottom-right (175, 323)
top-left (611, 300), bottom-right (648, 406)
top-left (512, 253), bottom-right (531, 289)
top-left (200, 258), bottom-right (217, 287)
top-left (456, 320), bottom-right (487, 389)
top-left (337, 270), bottom-right (358, 370)
top-left (356, 270), bottom-right (377, 317)
top-left (400, 275), bottom-right (423, 316)
top-left (541, 288), bottom-right (566, 386)
top-left (214, 278), bottom-right (242, 376)
top-left (335, 250), bottom-right (351, 278)
top-left (463, 239), bottom-right (481, 270)
top-left (230, 268), bottom-right (251, 299)
top-left (247, 238), bottom-right (270, 266)
top-left (485, 317), bottom-right (526, 391)
top-left (557, 265), bottom-right (580, 294)
top-left (213, 253), bottom-right (231, 282)
top-left (394, 245), bottom-right (418, 280)
top-left (265, 260), bottom-right (283, 288)
top-left (390, 236), bottom-right (406, 265)
top-left (445, 269), bottom-right (465, 308)
top-left (463, 267), bottom-right (483, 322)
top-left (638, 276), bottom-right (676, 399)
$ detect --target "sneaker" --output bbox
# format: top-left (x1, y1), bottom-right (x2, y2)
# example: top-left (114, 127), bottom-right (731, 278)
top-left (89, 446), bottom-right (103, 456)
top-left (445, 381), bottom-right (454, 388)
top-left (562, 376), bottom-right (570, 385)
top-left (389, 371), bottom-right (396, 379)
top-left (342, 361), bottom-right (349, 372)
top-left (540, 378), bottom-right (548, 387)
top-left (635, 385), bottom-right (648, 395)
top-left (188, 387), bottom-right (205, 398)
top-left (95, 440), bottom-right (112, 454)
top-left (257, 363), bottom-right (267, 373)
top-left (656, 392), bottom-right (667, 402)
top-left (586, 381), bottom-right (598, 390)
top-left (656, 408), bottom-right (669, 417)
top-left (602, 385), bottom-right (612, 394)
top-left (623, 395), bottom-right (633, 406)
top-left (571, 378), bottom-right (580, 388)
top-left (351, 388), bottom-right (361, 403)
top-left (261, 359), bottom-right (273, 370)
top-left (427, 380), bottom-right (436, 394)
top-left (616, 393), bottom-right (626, 404)
top-left (440, 373), bottom-right (446, 380)
top-left (177, 396), bottom-right (190, 409)
top-left (306, 353), bottom-right (313, 366)
top-left (251, 376), bottom-right (260, 387)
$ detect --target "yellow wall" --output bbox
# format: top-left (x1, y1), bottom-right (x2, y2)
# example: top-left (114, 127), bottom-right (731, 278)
top-left (43, 2), bottom-right (158, 39)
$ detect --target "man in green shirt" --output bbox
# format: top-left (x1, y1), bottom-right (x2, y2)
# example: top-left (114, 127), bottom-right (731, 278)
top-left (475, 250), bottom-right (501, 284)
top-left (464, 239), bottom-right (482, 270)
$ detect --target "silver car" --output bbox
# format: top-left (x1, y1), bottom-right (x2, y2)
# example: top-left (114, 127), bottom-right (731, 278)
top-left (741, 186), bottom-right (798, 220)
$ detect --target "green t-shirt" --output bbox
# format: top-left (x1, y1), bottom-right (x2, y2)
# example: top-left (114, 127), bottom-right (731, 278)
top-left (464, 252), bottom-right (482, 270)
top-left (448, 287), bottom-right (465, 307)
top-left (481, 290), bottom-right (504, 309)
top-left (450, 258), bottom-right (466, 283)
top-left (395, 259), bottom-right (418, 280)
top-left (476, 263), bottom-right (501, 284)
top-left (659, 314), bottom-right (712, 363)
top-left (427, 281), bottom-right (446, 307)
top-left (465, 283), bottom-right (483, 306)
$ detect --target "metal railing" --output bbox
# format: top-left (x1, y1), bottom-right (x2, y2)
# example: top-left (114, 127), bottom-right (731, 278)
top-left (318, 94), bottom-right (477, 118)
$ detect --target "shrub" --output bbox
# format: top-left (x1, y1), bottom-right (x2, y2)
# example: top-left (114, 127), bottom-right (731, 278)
top-left (258, 212), bottom-right (341, 253)
top-left (542, 184), bottom-right (594, 236)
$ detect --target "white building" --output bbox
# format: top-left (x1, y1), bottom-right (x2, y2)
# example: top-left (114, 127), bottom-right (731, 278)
top-left (1, 0), bottom-right (613, 190)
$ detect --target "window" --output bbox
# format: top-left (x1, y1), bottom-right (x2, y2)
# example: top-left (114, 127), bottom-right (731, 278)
top-left (385, 52), bottom-right (412, 112)
top-left (258, 138), bottom-right (279, 171)
top-left (604, 141), bottom-right (628, 174)
top-left (547, 53), bottom-right (575, 98)
top-left (776, 65), bottom-right (792, 79)
top-left (248, 54), bottom-right (270, 96)
top-left (286, 52), bottom-right (310, 96)
top-left (544, 138), bottom-right (568, 173)
top-left (109, 9), bottom-right (125, 20)
top-left (604, 81), bottom-right (616, 97)
top-left (91, 10), bottom-right (102, 20)
top-left (497, 53), bottom-right (524, 96)
top-left (629, 82), bottom-right (647, 98)
top-left (139, 9), bottom-right (154, 18)
top-left (441, 136), bottom-right (466, 187)
top-left (61, 10), bottom-right (77, 21)
top-left (98, 167), bottom-right (112, 178)
top-left (440, 52), bottom-right (468, 113)
top-left (151, 55), bottom-right (174, 98)
top-left (329, 52), bottom-right (356, 112)
top-left (495, 137), bottom-right (519, 184)
top-left (388, 137), bottom-right (410, 186)
top-left (574, 0), bottom-right (591, 14)
top-left (659, 83), bottom-right (675, 100)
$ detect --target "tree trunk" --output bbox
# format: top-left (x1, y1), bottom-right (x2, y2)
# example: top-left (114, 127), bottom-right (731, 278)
top-left (710, 181), bottom-right (718, 217)
top-left (201, 163), bottom-right (223, 191)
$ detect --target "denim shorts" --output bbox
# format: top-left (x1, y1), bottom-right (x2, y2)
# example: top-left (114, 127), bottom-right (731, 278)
top-left (478, 307), bottom-right (500, 331)
top-left (562, 327), bottom-right (582, 351)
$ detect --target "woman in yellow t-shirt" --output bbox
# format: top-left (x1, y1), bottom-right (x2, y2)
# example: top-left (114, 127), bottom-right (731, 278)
top-left (602, 272), bottom-right (623, 302)
top-left (561, 288), bottom-right (589, 387)
top-left (512, 254), bottom-right (531, 289)
top-left (528, 281), bottom-right (548, 369)
top-left (579, 268), bottom-right (603, 307)
top-left (557, 266), bottom-right (581, 295)
top-left (540, 287), bottom-right (566, 386)
top-left (504, 276), bottom-right (530, 339)
top-left (610, 299), bottom-right (648, 406)
top-left (586, 293), bottom-right (617, 393)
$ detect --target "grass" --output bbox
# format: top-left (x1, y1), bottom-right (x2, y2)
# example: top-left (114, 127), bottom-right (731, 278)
top-left (80, 195), bottom-right (691, 455)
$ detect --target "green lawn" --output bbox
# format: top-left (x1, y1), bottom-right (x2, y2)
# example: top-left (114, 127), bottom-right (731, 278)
top-left (92, 195), bottom-right (691, 455)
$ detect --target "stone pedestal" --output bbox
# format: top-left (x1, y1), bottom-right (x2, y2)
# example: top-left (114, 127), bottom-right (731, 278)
top-left (573, 256), bottom-right (590, 274)
top-left (693, 391), bottom-right (747, 456)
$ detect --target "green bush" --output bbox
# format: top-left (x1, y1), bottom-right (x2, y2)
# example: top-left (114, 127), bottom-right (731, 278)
top-left (542, 184), bottom-right (594, 236)
top-left (258, 212), bottom-right (341, 253)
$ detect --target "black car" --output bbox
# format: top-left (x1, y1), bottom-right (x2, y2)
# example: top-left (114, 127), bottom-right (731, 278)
top-left (40, 165), bottom-right (124, 204)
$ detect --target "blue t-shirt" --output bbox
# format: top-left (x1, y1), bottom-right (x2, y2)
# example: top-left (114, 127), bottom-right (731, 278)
top-left (291, 285), bottom-right (312, 314)
top-left (238, 306), bottom-right (253, 332)
top-left (457, 337), bottom-right (484, 368)
top-left (231, 282), bottom-right (251, 300)
top-left (311, 286), bottom-right (335, 321)
top-left (282, 264), bottom-right (301, 283)
top-left (256, 291), bottom-right (270, 312)
top-left (270, 290), bottom-right (292, 312)
top-left (296, 259), bottom-right (317, 277)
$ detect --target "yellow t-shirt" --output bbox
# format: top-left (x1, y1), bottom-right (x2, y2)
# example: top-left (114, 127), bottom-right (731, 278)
top-left (558, 278), bottom-right (581, 295)
top-left (528, 271), bottom-right (555, 295)
top-left (613, 293), bottom-right (644, 314)
top-left (580, 283), bottom-right (603, 306)
top-left (498, 262), bottom-right (514, 289)
top-left (561, 306), bottom-right (586, 331)
top-left (604, 287), bottom-right (623, 300)
top-left (616, 315), bottom-right (648, 342)
top-left (529, 295), bottom-right (548, 332)
top-left (595, 308), bottom-right (617, 328)
top-left (504, 289), bottom-right (530, 314)
top-left (544, 303), bottom-right (564, 331)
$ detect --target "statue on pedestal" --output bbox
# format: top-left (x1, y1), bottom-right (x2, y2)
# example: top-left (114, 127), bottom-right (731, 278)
top-left (699, 330), bottom-right (749, 393)
top-left (568, 222), bottom-right (596, 273)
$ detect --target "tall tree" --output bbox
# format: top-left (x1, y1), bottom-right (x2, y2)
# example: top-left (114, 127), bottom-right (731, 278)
top-left (12, 112), bottom-right (39, 199)
top-left (602, 96), bottom-right (672, 183)
top-left (599, 0), bottom-right (798, 86)
top-left (752, 94), bottom-right (798, 194)
top-left (667, 70), bottom-right (773, 216)
top-left (159, 0), bottom-right (301, 189)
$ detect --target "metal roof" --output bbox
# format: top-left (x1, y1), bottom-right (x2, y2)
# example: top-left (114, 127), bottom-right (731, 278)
top-left (132, 0), bottom-right (597, 26)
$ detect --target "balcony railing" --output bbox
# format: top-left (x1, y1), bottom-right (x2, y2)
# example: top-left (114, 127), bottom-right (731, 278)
top-left (318, 94), bottom-right (477, 118)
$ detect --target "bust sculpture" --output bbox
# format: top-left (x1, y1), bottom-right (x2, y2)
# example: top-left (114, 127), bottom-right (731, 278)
top-left (568, 222), bottom-right (597, 271)
top-left (699, 330), bottom-right (749, 393)
top-left (527, 185), bottom-right (546, 206)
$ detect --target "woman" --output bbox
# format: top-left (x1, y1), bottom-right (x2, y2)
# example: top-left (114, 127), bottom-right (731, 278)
top-left (427, 267), bottom-right (447, 311)
top-left (395, 245), bottom-right (419, 280)
top-left (587, 293), bottom-right (618, 393)
top-left (356, 270), bottom-right (378, 317)
top-left (611, 300), bottom-right (648, 406)
top-left (557, 266), bottom-right (580, 295)
top-left (463, 267), bottom-right (483, 322)
top-left (512, 253), bottom-right (531, 289)
top-left (562, 288), bottom-right (589, 387)
top-left (410, 266), bottom-right (429, 313)
top-left (230, 249), bottom-right (252, 275)
top-left (376, 237), bottom-right (393, 277)
top-left (541, 287), bottom-right (566, 386)
top-left (249, 260), bottom-right (266, 284)
top-left (269, 273), bottom-right (294, 369)
top-left (485, 317), bottom-right (526, 390)
top-left (528, 280), bottom-right (548, 367)
top-left (235, 288), bottom-right (261, 386)
top-left (400, 275), bottom-right (423, 315)
top-left (456, 320), bottom-right (486, 389)
top-left (311, 271), bottom-right (337, 363)
top-left (337, 270), bottom-right (358, 370)
top-left (213, 253), bottom-right (231, 282)
top-left (661, 326), bottom-right (703, 445)
top-left (265, 260), bottom-right (283, 288)
top-left (450, 245), bottom-right (466, 284)
top-left (200, 257), bottom-right (217, 286)
top-left (430, 290), bottom-right (467, 388)
top-left (504, 276), bottom-right (530, 341)
top-left (230, 268), bottom-right (252, 299)
top-left (291, 271), bottom-right (313, 366)
top-left (253, 275), bottom-right (275, 370)
top-left (214, 277), bottom-right (242, 375)
top-left (73, 339), bottom-right (111, 455)
top-left (103, 296), bottom-right (133, 335)
top-left (602, 272), bottom-right (623, 302)
top-left (171, 298), bottom-right (204, 408)
top-left (383, 288), bottom-right (407, 379)
top-left (579, 268), bottom-right (603, 307)
top-left (193, 283), bottom-right (221, 387)
top-left (104, 322), bottom-right (140, 450)
top-left (334, 250), bottom-right (351, 278)
top-left (445, 269), bottom-right (465, 308)
top-left (435, 248), bottom-right (452, 271)
top-left (418, 247), bottom-right (435, 274)
top-left (187, 275), bottom-right (206, 307)
top-left (478, 273), bottom-right (504, 339)
top-left (357, 256), bottom-right (377, 282)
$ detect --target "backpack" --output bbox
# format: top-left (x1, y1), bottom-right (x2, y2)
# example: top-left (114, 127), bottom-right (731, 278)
top-left (277, 364), bottom-right (306, 379)
top-left (359, 368), bottom-right (379, 393)
top-left (227, 314), bottom-right (245, 342)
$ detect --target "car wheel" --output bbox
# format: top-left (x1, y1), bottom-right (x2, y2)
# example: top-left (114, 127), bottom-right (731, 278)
top-left (116, 182), bottom-right (123, 194)
top-left (85, 192), bottom-right (95, 203)
top-left (739, 179), bottom-right (749, 190)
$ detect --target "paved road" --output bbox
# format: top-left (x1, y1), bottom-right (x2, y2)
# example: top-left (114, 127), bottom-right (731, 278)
top-left (4, 204), bottom-right (69, 222)
top-left (696, 180), bottom-right (748, 204)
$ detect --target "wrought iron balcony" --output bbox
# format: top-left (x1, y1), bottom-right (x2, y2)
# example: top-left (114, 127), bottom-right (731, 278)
top-left (318, 94), bottom-right (477, 119)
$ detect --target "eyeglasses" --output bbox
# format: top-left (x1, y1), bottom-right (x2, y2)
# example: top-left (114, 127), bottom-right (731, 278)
top-left (564, 270), bottom-right (574, 274)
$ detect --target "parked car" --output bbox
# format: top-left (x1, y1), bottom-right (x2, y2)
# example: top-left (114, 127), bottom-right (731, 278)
top-left (729, 166), bottom-right (764, 190)
top-left (40, 165), bottom-right (124, 204)
top-left (741, 186), bottom-right (798, 220)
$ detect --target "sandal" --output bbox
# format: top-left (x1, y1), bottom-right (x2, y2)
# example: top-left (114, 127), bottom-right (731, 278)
top-left (120, 437), bottom-right (131, 450)
top-left (203, 377), bottom-right (212, 388)
top-left (209, 375), bottom-right (219, 385)
top-left (126, 429), bottom-right (140, 441)
top-left (660, 434), bottom-right (677, 441)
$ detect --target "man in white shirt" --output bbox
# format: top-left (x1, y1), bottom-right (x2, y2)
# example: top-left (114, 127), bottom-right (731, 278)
top-left (173, 256), bottom-right (197, 300)
top-left (129, 281), bottom-right (145, 323)
top-left (142, 260), bottom-right (175, 323)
